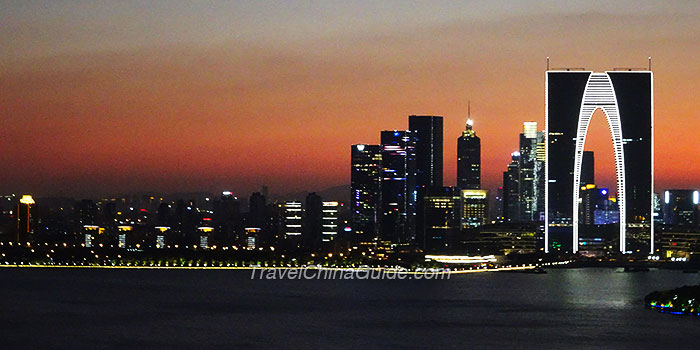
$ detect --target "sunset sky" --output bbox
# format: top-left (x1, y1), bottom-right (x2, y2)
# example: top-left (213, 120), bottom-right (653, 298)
top-left (1, 1), bottom-right (699, 198)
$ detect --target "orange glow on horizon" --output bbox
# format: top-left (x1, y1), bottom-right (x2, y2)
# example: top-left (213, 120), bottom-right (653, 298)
top-left (1, 6), bottom-right (699, 197)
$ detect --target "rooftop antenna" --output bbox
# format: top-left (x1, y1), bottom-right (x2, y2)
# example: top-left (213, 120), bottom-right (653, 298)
top-left (648, 56), bottom-right (652, 71)
top-left (546, 56), bottom-right (550, 71)
top-left (466, 101), bottom-right (474, 128)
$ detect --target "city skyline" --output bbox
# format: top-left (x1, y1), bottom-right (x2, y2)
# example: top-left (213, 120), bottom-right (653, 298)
top-left (2, 1), bottom-right (700, 197)
top-left (3, 3), bottom-right (700, 348)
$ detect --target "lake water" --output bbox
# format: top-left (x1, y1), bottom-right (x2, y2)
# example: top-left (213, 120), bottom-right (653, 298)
top-left (1, 268), bottom-right (698, 349)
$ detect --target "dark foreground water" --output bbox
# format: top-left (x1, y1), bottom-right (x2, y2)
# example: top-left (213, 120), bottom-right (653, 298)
top-left (1, 268), bottom-right (698, 349)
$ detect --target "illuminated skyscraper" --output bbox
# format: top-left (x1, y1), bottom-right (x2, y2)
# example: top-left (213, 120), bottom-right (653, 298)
top-left (546, 69), bottom-right (653, 253)
top-left (351, 144), bottom-right (382, 240)
top-left (519, 122), bottom-right (537, 222)
top-left (501, 123), bottom-right (548, 223)
top-left (503, 152), bottom-right (521, 222)
top-left (380, 130), bottom-right (416, 243)
top-left (409, 115), bottom-right (443, 190)
top-left (457, 118), bottom-right (481, 190)
top-left (410, 115), bottom-right (443, 248)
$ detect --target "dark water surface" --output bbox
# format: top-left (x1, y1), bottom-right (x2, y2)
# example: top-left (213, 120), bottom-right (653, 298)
top-left (1, 268), bottom-right (698, 349)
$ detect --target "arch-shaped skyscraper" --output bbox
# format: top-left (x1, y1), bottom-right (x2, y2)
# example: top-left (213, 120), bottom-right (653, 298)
top-left (545, 70), bottom-right (653, 254)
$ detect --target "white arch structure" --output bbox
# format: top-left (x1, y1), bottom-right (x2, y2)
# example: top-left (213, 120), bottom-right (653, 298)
top-left (571, 73), bottom-right (626, 253)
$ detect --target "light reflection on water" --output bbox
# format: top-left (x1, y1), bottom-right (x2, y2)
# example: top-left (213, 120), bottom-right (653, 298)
top-left (1, 267), bottom-right (698, 349)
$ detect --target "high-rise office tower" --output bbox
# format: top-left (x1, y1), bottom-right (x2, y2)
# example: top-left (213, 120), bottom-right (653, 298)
top-left (502, 122), bottom-right (547, 223)
top-left (519, 122), bottom-right (538, 222)
top-left (503, 152), bottom-right (521, 222)
top-left (409, 115), bottom-right (443, 189)
top-left (546, 69), bottom-right (653, 253)
top-left (423, 187), bottom-right (461, 252)
top-left (457, 117), bottom-right (481, 190)
top-left (663, 190), bottom-right (700, 227)
top-left (214, 191), bottom-right (240, 244)
top-left (410, 115), bottom-right (443, 249)
top-left (350, 144), bottom-right (382, 240)
top-left (380, 130), bottom-right (417, 243)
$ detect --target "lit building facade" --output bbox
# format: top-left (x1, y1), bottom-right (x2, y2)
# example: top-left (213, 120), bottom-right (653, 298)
top-left (457, 119), bottom-right (481, 190)
top-left (579, 185), bottom-right (607, 225)
top-left (350, 144), bottom-right (382, 240)
top-left (503, 151), bottom-right (521, 222)
top-left (321, 201), bottom-right (340, 243)
top-left (461, 189), bottom-right (488, 228)
top-left (245, 227), bottom-right (260, 249)
top-left (282, 201), bottom-right (303, 238)
top-left (663, 190), bottom-right (699, 227)
top-left (519, 122), bottom-right (538, 222)
top-left (535, 131), bottom-right (546, 221)
top-left (546, 70), bottom-right (653, 253)
top-left (410, 116), bottom-right (443, 250)
top-left (478, 224), bottom-right (538, 255)
top-left (502, 121), bottom-right (550, 224)
top-left (423, 187), bottom-right (461, 252)
top-left (660, 231), bottom-right (700, 260)
top-left (594, 197), bottom-right (620, 225)
top-left (380, 130), bottom-right (416, 244)
top-left (409, 115), bottom-right (443, 190)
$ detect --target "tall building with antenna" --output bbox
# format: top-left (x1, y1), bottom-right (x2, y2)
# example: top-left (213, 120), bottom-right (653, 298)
top-left (457, 103), bottom-right (481, 190)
